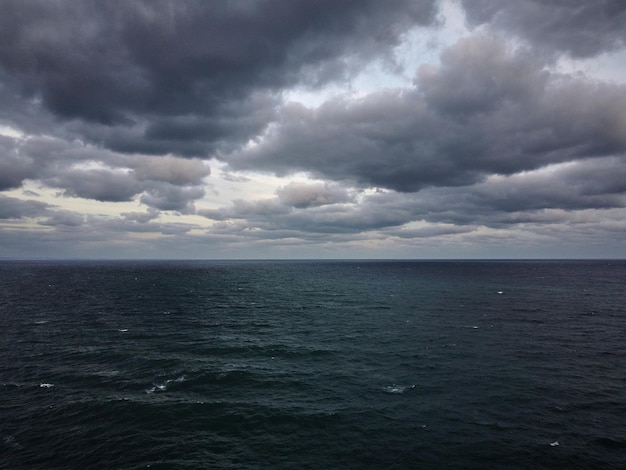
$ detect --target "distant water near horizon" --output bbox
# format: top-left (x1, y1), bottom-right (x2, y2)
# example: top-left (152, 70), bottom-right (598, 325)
top-left (1, 260), bottom-right (625, 469)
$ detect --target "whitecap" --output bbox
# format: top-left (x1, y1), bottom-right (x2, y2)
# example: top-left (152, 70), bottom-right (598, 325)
top-left (146, 384), bottom-right (166, 394)
top-left (550, 440), bottom-right (560, 447)
top-left (40, 383), bottom-right (54, 388)
top-left (146, 375), bottom-right (185, 394)
top-left (383, 384), bottom-right (415, 394)
top-left (118, 328), bottom-right (128, 332)
top-left (155, 384), bottom-right (167, 391)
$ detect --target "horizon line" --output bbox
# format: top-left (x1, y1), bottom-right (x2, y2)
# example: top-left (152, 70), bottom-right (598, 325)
top-left (2, 257), bottom-right (624, 262)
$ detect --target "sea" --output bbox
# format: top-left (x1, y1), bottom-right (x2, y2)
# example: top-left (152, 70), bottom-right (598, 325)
top-left (1, 260), bottom-right (625, 469)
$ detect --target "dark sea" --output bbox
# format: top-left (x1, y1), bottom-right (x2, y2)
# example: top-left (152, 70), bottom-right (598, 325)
top-left (1, 260), bottom-right (625, 469)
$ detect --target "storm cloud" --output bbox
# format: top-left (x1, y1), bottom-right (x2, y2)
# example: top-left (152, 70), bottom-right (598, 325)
top-left (228, 36), bottom-right (626, 192)
top-left (461, 0), bottom-right (626, 58)
top-left (0, 0), bottom-right (437, 152)
top-left (0, 0), bottom-right (624, 259)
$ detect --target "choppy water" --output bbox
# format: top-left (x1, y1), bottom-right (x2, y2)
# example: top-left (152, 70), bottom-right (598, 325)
top-left (1, 260), bottom-right (625, 469)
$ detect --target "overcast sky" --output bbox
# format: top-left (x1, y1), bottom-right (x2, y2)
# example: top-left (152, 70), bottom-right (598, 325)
top-left (1, 0), bottom-right (625, 259)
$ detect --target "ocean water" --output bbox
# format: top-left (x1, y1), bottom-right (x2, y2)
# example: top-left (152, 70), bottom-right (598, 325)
top-left (1, 260), bottom-right (625, 469)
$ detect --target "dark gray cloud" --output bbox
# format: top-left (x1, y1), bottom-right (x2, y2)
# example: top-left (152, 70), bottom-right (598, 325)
top-left (0, 194), bottom-right (50, 219)
top-left (0, 153), bottom-right (33, 191)
top-left (129, 156), bottom-right (210, 185)
top-left (66, 92), bottom-right (280, 157)
top-left (0, 133), bottom-right (211, 210)
top-left (277, 182), bottom-right (352, 208)
top-left (461, 0), bottom-right (626, 58)
top-left (417, 36), bottom-right (546, 114)
top-left (0, 0), bottom-right (437, 156)
top-left (121, 208), bottom-right (160, 223)
top-left (49, 169), bottom-right (143, 202)
top-left (0, 136), bottom-right (37, 190)
top-left (140, 184), bottom-right (205, 213)
top-left (39, 210), bottom-right (84, 227)
top-left (0, 133), bottom-right (116, 188)
top-left (468, 158), bottom-right (626, 214)
top-left (228, 36), bottom-right (626, 192)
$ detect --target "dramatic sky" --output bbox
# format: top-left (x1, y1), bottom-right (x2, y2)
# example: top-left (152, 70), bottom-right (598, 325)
top-left (1, 0), bottom-right (625, 259)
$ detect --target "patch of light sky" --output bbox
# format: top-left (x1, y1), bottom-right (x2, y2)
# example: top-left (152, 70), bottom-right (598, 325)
top-left (203, 159), bottom-right (327, 207)
top-left (555, 49), bottom-right (626, 84)
top-left (0, 124), bottom-right (24, 138)
top-left (283, 0), bottom-right (469, 108)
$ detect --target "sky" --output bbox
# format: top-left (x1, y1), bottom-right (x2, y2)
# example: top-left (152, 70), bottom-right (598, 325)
top-left (1, 0), bottom-right (625, 259)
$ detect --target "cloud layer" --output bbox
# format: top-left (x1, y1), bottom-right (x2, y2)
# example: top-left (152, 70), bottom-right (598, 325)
top-left (228, 36), bottom-right (626, 194)
top-left (1, 0), bottom-right (625, 258)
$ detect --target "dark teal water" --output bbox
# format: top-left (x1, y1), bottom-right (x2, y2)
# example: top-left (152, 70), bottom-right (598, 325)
top-left (1, 260), bottom-right (625, 469)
